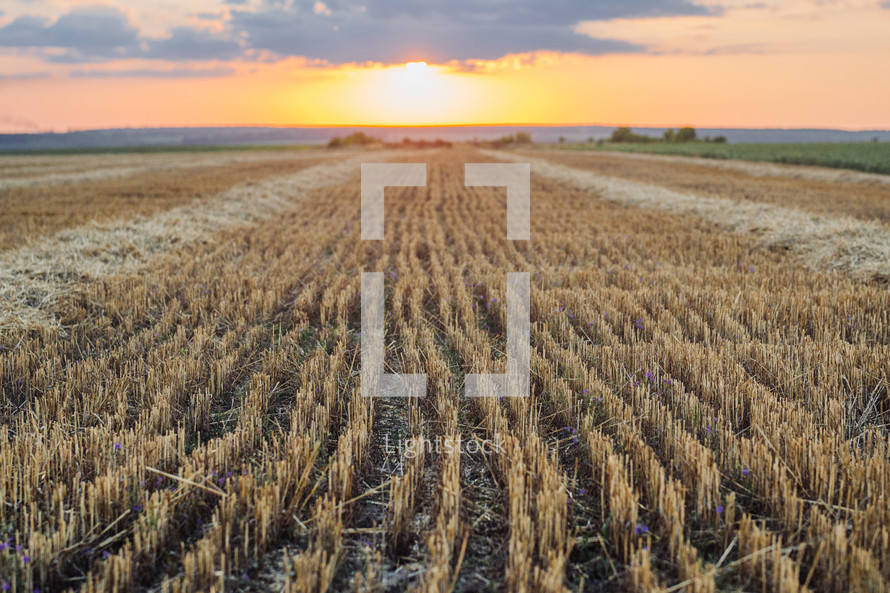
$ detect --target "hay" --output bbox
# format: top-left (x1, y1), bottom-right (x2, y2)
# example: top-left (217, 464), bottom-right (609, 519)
top-left (489, 149), bottom-right (890, 284)
top-left (0, 149), bottom-right (329, 190)
top-left (0, 153), bottom-right (385, 331)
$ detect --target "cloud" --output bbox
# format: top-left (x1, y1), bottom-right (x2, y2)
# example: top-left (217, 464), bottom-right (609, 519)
top-left (229, 0), bottom-right (718, 63)
top-left (356, 0), bottom-right (717, 25)
top-left (0, 6), bottom-right (140, 60)
top-left (313, 2), bottom-right (332, 17)
top-left (146, 27), bottom-right (242, 60)
top-left (881, 0), bottom-right (890, 8)
top-left (0, 0), bottom-right (720, 66)
top-left (69, 66), bottom-right (235, 78)
top-left (0, 6), bottom-right (241, 63)
top-left (230, 10), bottom-right (643, 63)
top-left (0, 72), bottom-right (50, 80)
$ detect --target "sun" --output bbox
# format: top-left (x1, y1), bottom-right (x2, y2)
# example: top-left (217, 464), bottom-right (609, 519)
top-left (405, 61), bottom-right (428, 72)
top-left (372, 62), bottom-right (442, 113)
top-left (338, 60), bottom-right (480, 124)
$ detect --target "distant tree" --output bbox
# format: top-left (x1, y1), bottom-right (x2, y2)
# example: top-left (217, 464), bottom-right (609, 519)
top-left (327, 132), bottom-right (378, 148)
top-left (611, 127), bottom-right (657, 143)
top-left (346, 132), bottom-right (375, 145)
top-left (676, 127), bottom-right (697, 142)
top-left (558, 136), bottom-right (566, 144)
top-left (873, 136), bottom-right (880, 143)
top-left (713, 135), bottom-right (727, 143)
top-left (611, 127), bottom-right (635, 143)
top-left (587, 136), bottom-right (594, 143)
top-left (491, 133), bottom-right (518, 148)
top-left (663, 128), bottom-right (676, 142)
top-left (515, 132), bottom-right (532, 144)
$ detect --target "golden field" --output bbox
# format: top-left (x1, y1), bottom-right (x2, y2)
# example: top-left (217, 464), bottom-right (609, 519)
top-left (0, 146), bottom-right (888, 593)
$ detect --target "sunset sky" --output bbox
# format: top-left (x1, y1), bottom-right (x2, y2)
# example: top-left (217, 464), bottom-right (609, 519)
top-left (0, 0), bottom-right (888, 132)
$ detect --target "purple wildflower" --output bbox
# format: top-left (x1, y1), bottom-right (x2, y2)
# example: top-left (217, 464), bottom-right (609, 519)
top-left (635, 524), bottom-right (650, 535)
top-left (742, 468), bottom-right (750, 476)
top-left (114, 443), bottom-right (122, 450)
top-left (579, 488), bottom-right (586, 496)
top-left (23, 555), bottom-right (30, 563)
top-left (717, 505), bottom-right (724, 513)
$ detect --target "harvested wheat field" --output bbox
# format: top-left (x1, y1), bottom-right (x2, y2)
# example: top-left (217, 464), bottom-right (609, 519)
top-left (1, 146), bottom-right (889, 593)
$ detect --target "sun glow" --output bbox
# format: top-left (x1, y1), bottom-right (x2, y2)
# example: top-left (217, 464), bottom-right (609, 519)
top-left (337, 61), bottom-right (478, 124)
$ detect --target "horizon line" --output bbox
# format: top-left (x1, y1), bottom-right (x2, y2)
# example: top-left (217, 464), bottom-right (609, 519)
top-left (6, 122), bottom-right (890, 135)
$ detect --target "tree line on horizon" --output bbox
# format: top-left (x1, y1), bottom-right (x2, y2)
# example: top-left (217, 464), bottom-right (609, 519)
top-left (609, 126), bottom-right (727, 144)
top-left (327, 132), bottom-right (453, 149)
